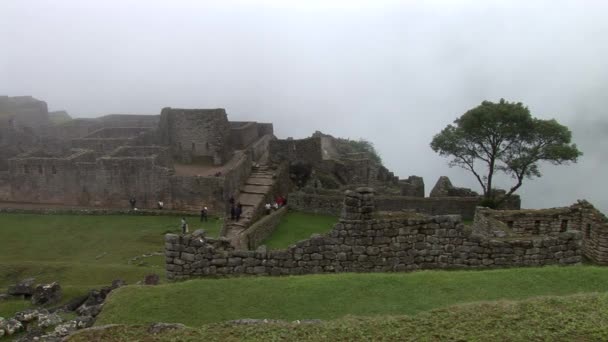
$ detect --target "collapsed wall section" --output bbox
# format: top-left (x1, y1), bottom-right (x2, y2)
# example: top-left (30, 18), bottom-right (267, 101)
top-left (165, 188), bottom-right (581, 280)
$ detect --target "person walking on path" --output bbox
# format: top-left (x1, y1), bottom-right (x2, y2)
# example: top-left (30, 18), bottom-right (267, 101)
top-left (229, 196), bottom-right (236, 220)
top-left (157, 200), bottom-right (164, 210)
top-left (200, 206), bottom-right (208, 222)
top-left (230, 204), bottom-right (236, 221)
top-left (181, 217), bottom-right (188, 234)
top-left (235, 202), bottom-right (243, 222)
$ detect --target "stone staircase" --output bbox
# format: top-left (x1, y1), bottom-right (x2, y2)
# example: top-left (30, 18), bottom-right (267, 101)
top-left (222, 164), bottom-right (276, 245)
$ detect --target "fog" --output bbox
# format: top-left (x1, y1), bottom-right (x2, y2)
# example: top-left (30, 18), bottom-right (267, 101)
top-left (1, 0), bottom-right (607, 211)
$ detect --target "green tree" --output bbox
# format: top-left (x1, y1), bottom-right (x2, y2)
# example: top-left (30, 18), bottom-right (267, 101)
top-left (430, 99), bottom-right (582, 206)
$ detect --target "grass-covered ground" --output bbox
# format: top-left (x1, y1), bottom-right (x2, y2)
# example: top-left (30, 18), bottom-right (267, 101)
top-left (71, 292), bottom-right (608, 341)
top-left (96, 266), bottom-right (608, 327)
top-left (0, 213), bottom-right (222, 317)
top-left (262, 211), bottom-right (338, 249)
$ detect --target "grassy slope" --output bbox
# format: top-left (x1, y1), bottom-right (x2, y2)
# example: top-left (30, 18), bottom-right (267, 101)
top-left (0, 213), bottom-right (222, 317)
top-left (70, 292), bottom-right (608, 341)
top-left (97, 265), bottom-right (608, 327)
top-left (262, 211), bottom-right (338, 249)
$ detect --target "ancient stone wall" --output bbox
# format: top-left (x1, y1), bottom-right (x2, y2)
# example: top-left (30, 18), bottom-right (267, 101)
top-left (222, 151), bottom-right (253, 205)
top-left (269, 137), bottom-right (323, 165)
top-left (7, 148), bottom-right (173, 208)
top-left (165, 188), bottom-right (581, 280)
top-left (54, 119), bottom-right (100, 140)
top-left (474, 202), bottom-right (608, 264)
top-left (8, 150), bottom-right (95, 204)
top-left (229, 122), bottom-right (260, 149)
top-left (158, 108), bottom-right (232, 165)
top-left (248, 134), bottom-right (275, 162)
top-left (71, 127), bottom-right (155, 157)
top-left (257, 123), bottom-right (274, 137)
top-left (0, 96), bottom-right (51, 134)
top-left (400, 176), bottom-right (425, 197)
top-left (96, 114), bottom-right (159, 128)
top-left (287, 192), bottom-right (520, 220)
top-left (237, 206), bottom-right (289, 250)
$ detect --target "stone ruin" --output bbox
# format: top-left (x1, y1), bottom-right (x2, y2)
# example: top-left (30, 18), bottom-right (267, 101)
top-left (165, 187), bottom-right (582, 280)
top-left (473, 200), bottom-right (608, 264)
top-left (0, 98), bottom-right (276, 212)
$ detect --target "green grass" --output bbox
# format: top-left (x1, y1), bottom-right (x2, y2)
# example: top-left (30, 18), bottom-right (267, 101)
top-left (262, 211), bottom-right (338, 249)
top-left (97, 265), bottom-right (608, 327)
top-left (70, 292), bottom-right (608, 341)
top-left (0, 213), bottom-right (222, 317)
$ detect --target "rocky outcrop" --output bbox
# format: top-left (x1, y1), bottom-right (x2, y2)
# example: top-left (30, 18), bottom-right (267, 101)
top-left (0, 279), bottom-right (127, 341)
top-left (31, 282), bottom-right (62, 305)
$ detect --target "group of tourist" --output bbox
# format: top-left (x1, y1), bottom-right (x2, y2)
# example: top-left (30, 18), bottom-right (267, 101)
top-left (265, 195), bottom-right (287, 215)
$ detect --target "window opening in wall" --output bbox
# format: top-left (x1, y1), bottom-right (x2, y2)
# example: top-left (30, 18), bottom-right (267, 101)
top-left (178, 142), bottom-right (182, 151)
top-left (205, 142), bottom-right (209, 151)
top-left (561, 219), bottom-right (568, 232)
top-left (534, 220), bottom-right (541, 234)
top-left (38, 165), bottom-right (43, 174)
top-left (24, 165), bottom-right (29, 174)
top-left (586, 224), bottom-right (591, 238)
top-left (192, 142), bottom-right (196, 152)
top-left (507, 221), bottom-right (514, 228)
top-left (52, 166), bottom-right (57, 174)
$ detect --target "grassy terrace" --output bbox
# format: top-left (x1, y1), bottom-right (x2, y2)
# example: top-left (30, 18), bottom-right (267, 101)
top-left (69, 292), bottom-right (608, 341)
top-left (262, 211), bottom-right (338, 249)
top-left (0, 213), bottom-right (222, 317)
top-left (97, 266), bottom-right (608, 327)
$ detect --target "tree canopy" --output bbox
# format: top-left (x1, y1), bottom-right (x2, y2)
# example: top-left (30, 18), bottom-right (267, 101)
top-left (430, 99), bottom-right (582, 206)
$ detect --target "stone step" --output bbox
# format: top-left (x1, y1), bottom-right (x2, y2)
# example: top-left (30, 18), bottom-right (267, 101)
top-left (250, 173), bottom-right (274, 178)
top-left (246, 178), bottom-right (274, 186)
top-left (241, 184), bottom-right (272, 194)
top-left (238, 193), bottom-right (265, 206)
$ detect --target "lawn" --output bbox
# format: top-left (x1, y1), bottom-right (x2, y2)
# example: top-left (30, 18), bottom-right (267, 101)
top-left (262, 211), bottom-right (338, 249)
top-left (0, 213), bottom-right (222, 317)
top-left (69, 292), bottom-right (608, 341)
top-left (96, 265), bottom-right (608, 327)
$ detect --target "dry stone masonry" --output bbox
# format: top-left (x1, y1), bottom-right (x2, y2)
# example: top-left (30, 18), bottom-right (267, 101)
top-left (165, 188), bottom-right (582, 280)
top-left (474, 201), bottom-right (608, 265)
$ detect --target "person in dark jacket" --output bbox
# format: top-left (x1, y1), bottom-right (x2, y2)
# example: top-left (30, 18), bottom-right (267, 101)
top-left (235, 202), bottom-right (243, 222)
top-left (200, 206), bottom-right (208, 222)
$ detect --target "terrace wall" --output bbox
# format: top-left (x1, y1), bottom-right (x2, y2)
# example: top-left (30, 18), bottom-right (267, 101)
top-left (165, 188), bottom-right (581, 280)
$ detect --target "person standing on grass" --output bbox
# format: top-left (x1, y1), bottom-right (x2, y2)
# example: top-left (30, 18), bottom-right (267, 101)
top-left (201, 206), bottom-right (208, 222)
top-left (129, 197), bottom-right (136, 210)
top-left (265, 202), bottom-right (271, 215)
top-left (181, 217), bottom-right (188, 234)
top-left (157, 200), bottom-right (164, 210)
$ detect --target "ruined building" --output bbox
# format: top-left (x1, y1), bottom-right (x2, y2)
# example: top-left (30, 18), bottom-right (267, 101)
top-left (0, 97), bottom-right (275, 212)
top-left (0, 95), bottom-right (518, 225)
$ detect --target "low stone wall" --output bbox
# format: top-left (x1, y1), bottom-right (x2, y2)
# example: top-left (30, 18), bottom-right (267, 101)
top-left (474, 201), bottom-right (608, 265)
top-left (287, 192), bottom-right (520, 220)
top-left (237, 206), bottom-right (288, 250)
top-left (0, 205), bottom-right (198, 216)
top-left (165, 188), bottom-right (581, 280)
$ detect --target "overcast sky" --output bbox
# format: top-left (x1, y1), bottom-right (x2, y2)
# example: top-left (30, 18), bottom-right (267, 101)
top-left (1, 0), bottom-right (607, 211)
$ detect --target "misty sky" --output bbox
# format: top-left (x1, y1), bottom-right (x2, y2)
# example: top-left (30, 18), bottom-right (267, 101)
top-left (1, 0), bottom-right (607, 211)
